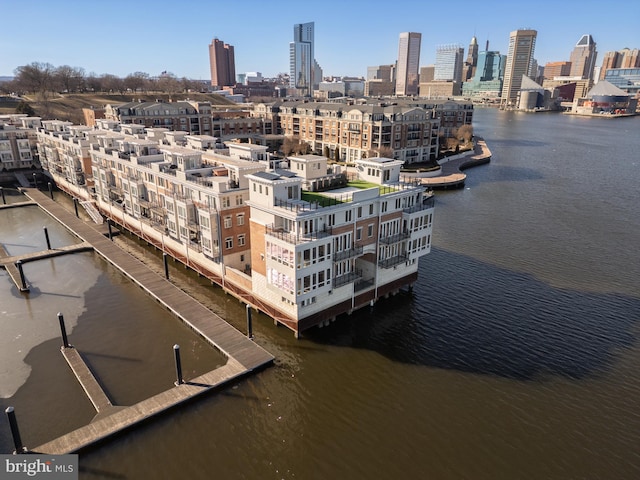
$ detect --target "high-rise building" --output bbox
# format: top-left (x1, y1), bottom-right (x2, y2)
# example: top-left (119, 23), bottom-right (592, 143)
top-left (569, 34), bottom-right (597, 80)
top-left (290, 22), bottom-right (322, 96)
top-left (501, 29), bottom-right (537, 107)
top-left (367, 65), bottom-right (395, 82)
top-left (434, 44), bottom-right (465, 83)
top-left (209, 38), bottom-right (236, 88)
top-left (463, 36), bottom-right (479, 81)
top-left (395, 32), bottom-right (422, 96)
top-left (544, 61), bottom-right (572, 80)
top-left (466, 36), bottom-right (479, 68)
top-left (600, 48), bottom-right (640, 80)
top-left (461, 51), bottom-right (507, 99)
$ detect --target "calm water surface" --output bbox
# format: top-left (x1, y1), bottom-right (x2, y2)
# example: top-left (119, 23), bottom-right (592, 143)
top-left (1, 109), bottom-right (640, 479)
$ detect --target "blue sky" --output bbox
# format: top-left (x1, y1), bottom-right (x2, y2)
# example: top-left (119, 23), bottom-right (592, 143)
top-left (2, 0), bottom-right (639, 79)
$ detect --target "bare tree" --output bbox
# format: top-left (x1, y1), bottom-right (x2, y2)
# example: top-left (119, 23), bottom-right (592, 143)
top-left (13, 62), bottom-right (55, 99)
top-left (101, 74), bottom-right (124, 93)
top-left (85, 72), bottom-right (102, 92)
top-left (282, 136), bottom-right (310, 156)
top-left (124, 71), bottom-right (150, 93)
top-left (457, 124), bottom-right (474, 145)
top-left (367, 146), bottom-right (394, 158)
top-left (54, 65), bottom-right (86, 93)
top-left (156, 72), bottom-right (181, 95)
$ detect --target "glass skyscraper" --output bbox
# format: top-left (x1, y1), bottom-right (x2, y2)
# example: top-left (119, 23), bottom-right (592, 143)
top-left (290, 22), bottom-right (318, 96)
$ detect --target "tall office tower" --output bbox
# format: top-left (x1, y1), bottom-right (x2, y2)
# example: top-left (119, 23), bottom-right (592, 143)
top-left (467, 36), bottom-right (479, 67)
top-left (395, 32), bottom-right (422, 96)
top-left (569, 34), bottom-right (597, 80)
top-left (290, 22), bottom-right (318, 96)
top-left (463, 36), bottom-right (479, 81)
top-left (209, 38), bottom-right (236, 88)
top-left (462, 50), bottom-right (506, 98)
top-left (501, 29), bottom-right (537, 106)
top-left (434, 44), bottom-right (465, 83)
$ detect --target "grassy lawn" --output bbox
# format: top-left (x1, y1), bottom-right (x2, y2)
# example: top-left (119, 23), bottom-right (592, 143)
top-left (301, 191), bottom-right (345, 205)
top-left (347, 179), bottom-right (379, 189)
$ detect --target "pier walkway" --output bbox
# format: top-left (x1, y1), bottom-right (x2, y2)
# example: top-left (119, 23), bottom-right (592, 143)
top-left (9, 187), bottom-right (274, 454)
top-left (418, 138), bottom-right (492, 189)
top-left (0, 200), bottom-right (37, 210)
top-left (61, 347), bottom-right (114, 413)
top-left (0, 242), bottom-right (93, 292)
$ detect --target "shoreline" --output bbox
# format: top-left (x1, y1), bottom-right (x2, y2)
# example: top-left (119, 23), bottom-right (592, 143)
top-left (403, 138), bottom-right (492, 189)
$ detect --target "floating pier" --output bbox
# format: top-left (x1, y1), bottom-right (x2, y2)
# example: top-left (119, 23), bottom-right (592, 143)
top-left (4, 188), bottom-right (274, 454)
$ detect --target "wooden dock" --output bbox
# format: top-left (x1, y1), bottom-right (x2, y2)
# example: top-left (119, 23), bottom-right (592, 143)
top-left (0, 242), bottom-right (93, 292)
top-left (0, 200), bottom-right (37, 210)
top-left (12, 188), bottom-right (274, 454)
top-left (61, 347), bottom-right (114, 413)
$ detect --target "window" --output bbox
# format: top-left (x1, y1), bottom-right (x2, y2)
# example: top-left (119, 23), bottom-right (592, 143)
top-left (225, 237), bottom-right (233, 249)
top-left (238, 234), bottom-right (245, 246)
top-left (345, 210), bottom-right (352, 222)
top-left (224, 216), bottom-right (232, 228)
top-left (237, 213), bottom-right (245, 226)
top-left (357, 206), bottom-right (362, 218)
top-left (367, 224), bottom-right (374, 237)
top-left (235, 195), bottom-right (243, 205)
top-left (222, 197), bottom-right (230, 208)
top-left (369, 204), bottom-right (374, 215)
top-left (356, 227), bottom-right (362, 241)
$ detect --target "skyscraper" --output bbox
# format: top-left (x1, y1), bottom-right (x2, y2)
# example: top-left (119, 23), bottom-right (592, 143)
top-left (501, 29), bottom-right (537, 106)
top-left (434, 44), bottom-right (465, 83)
top-left (461, 50), bottom-right (507, 99)
top-left (395, 32), bottom-right (422, 96)
top-left (467, 36), bottom-right (479, 67)
top-left (209, 38), bottom-right (236, 88)
top-left (569, 34), bottom-right (597, 80)
top-left (464, 36), bottom-right (479, 80)
top-left (290, 22), bottom-right (322, 96)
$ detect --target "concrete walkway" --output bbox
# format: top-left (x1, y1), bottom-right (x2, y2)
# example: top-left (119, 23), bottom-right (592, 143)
top-left (419, 138), bottom-right (492, 189)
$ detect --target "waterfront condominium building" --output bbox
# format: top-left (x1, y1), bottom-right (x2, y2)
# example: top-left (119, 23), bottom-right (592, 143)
top-left (501, 29), bottom-right (537, 107)
top-left (290, 22), bottom-right (323, 96)
top-left (276, 100), bottom-right (440, 163)
top-left (209, 38), bottom-right (236, 88)
top-left (569, 34), bottom-right (597, 81)
top-left (0, 115), bottom-right (41, 171)
top-left (396, 32), bottom-right (422, 96)
top-left (35, 120), bottom-right (435, 336)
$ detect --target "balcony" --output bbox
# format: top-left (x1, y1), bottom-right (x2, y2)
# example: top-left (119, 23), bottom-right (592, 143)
top-left (378, 254), bottom-right (408, 269)
top-left (379, 231), bottom-right (410, 245)
top-left (333, 245), bottom-right (363, 262)
top-left (403, 195), bottom-right (435, 214)
top-left (333, 269), bottom-right (363, 288)
top-left (265, 224), bottom-right (333, 245)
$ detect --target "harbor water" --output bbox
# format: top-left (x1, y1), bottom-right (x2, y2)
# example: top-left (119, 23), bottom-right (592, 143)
top-left (1, 109), bottom-right (640, 479)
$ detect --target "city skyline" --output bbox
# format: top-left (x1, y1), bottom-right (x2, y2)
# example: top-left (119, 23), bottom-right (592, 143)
top-left (1, 0), bottom-right (639, 80)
